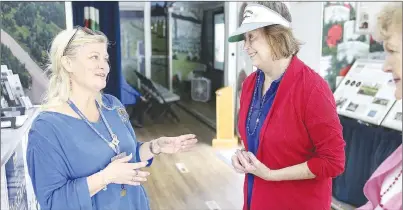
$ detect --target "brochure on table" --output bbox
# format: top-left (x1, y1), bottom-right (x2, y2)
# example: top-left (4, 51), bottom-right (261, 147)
top-left (381, 100), bottom-right (402, 131)
top-left (333, 59), bottom-right (396, 125)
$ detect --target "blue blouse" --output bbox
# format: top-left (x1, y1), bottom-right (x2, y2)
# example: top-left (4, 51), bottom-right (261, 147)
top-left (26, 94), bottom-right (153, 210)
top-left (246, 70), bottom-right (283, 209)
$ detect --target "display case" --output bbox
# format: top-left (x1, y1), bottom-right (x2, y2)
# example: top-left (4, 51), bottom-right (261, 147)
top-left (333, 59), bottom-right (396, 125)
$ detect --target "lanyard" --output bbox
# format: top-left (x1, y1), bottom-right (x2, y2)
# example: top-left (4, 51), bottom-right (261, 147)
top-left (67, 99), bottom-right (120, 154)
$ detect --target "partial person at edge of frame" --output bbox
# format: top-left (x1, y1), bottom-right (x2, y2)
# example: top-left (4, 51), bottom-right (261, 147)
top-left (358, 2), bottom-right (402, 210)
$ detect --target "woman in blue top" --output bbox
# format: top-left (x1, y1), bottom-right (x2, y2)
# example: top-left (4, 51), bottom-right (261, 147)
top-left (26, 26), bottom-right (198, 210)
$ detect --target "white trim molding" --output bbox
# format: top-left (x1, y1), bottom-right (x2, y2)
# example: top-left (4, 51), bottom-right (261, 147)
top-left (65, 2), bottom-right (73, 30)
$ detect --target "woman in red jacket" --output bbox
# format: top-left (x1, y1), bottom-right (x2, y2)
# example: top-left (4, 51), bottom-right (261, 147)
top-left (228, 2), bottom-right (346, 210)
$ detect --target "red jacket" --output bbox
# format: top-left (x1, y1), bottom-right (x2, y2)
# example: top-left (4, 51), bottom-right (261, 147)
top-left (238, 56), bottom-right (346, 210)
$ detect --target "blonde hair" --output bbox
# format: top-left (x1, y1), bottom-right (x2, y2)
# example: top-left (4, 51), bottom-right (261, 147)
top-left (240, 2), bottom-right (302, 60)
top-left (42, 28), bottom-right (108, 108)
top-left (374, 2), bottom-right (402, 42)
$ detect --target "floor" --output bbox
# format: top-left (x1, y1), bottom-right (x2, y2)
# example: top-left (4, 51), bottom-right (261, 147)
top-left (132, 105), bottom-right (243, 210)
top-left (177, 99), bottom-right (216, 129)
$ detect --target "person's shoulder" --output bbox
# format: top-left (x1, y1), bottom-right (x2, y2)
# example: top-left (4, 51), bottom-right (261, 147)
top-left (31, 111), bottom-right (61, 130)
top-left (28, 111), bottom-right (63, 149)
top-left (102, 93), bottom-right (124, 109)
top-left (242, 71), bottom-right (258, 89)
top-left (296, 59), bottom-right (330, 91)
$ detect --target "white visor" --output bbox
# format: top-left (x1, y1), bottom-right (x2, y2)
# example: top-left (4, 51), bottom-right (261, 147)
top-left (228, 3), bottom-right (291, 43)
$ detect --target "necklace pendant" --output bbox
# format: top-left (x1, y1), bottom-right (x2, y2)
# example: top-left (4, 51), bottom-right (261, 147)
top-left (120, 188), bottom-right (127, 197)
top-left (108, 142), bottom-right (116, 150)
top-left (111, 134), bottom-right (120, 146)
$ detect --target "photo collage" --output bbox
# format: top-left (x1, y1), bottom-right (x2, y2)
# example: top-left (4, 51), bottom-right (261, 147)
top-left (333, 59), bottom-right (398, 127)
top-left (380, 100), bottom-right (402, 131)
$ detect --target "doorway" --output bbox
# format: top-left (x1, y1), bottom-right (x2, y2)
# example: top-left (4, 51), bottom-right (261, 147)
top-left (119, 2), bottom-right (226, 128)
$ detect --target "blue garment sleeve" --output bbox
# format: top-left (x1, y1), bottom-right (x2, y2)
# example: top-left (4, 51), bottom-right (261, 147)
top-left (124, 120), bottom-right (153, 166)
top-left (109, 94), bottom-right (153, 166)
top-left (27, 121), bottom-right (92, 210)
top-left (136, 142), bottom-right (153, 167)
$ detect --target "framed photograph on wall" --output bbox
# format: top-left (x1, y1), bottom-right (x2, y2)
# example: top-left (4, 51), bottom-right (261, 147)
top-left (355, 2), bottom-right (371, 34)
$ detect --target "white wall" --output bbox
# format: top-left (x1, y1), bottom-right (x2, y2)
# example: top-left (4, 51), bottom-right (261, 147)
top-left (289, 2), bottom-right (323, 72)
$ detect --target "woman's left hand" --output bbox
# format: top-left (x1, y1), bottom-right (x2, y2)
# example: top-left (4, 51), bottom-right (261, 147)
top-left (156, 134), bottom-right (198, 154)
top-left (238, 150), bottom-right (272, 180)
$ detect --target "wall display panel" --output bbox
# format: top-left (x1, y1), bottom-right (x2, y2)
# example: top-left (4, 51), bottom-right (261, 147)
top-left (381, 100), bottom-right (402, 131)
top-left (1, 2), bottom-right (66, 104)
top-left (171, 5), bottom-right (203, 94)
top-left (333, 59), bottom-right (396, 125)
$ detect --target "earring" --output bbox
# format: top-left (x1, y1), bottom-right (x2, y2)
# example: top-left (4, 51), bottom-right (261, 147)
top-left (69, 77), bottom-right (72, 92)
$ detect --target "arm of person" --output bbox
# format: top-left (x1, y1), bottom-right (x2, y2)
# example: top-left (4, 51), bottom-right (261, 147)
top-left (119, 103), bottom-right (155, 166)
top-left (261, 81), bottom-right (345, 181)
top-left (305, 80), bottom-right (346, 179)
top-left (265, 162), bottom-right (315, 181)
top-left (111, 93), bottom-right (155, 166)
top-left (303, 82), bottom-right (346, 179)
top-left (126, 124), bottom-right (155, 166)
top-left (27, 125), bottom-right (97, 209)
top-left (138, 141), bottom-right (158, 163)
top-left (87, 170), bottom-right (109, 196)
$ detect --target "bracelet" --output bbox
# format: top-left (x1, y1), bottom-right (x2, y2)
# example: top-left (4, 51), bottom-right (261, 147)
top-left (100, 169), bottom-right (109, 190)
top-left (149, 140), bottom-right (161, 155)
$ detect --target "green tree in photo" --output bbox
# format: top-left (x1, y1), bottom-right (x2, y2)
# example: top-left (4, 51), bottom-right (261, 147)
top-left (1, 44), bottom-right (32, 89)
top-left (1, 2), bottom-right (66, 69)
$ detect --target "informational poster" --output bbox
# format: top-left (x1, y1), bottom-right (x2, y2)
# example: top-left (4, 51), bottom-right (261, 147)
top-left (333, 59), bottom-right (396, 125)
top-left (381, 100), bottom-right (402, 131)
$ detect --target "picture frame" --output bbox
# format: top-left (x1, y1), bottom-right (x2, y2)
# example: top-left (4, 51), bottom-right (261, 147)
top-left (355, 2), bottom-right (371, 35)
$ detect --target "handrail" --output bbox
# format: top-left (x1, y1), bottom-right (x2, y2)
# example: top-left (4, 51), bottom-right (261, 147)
top-left (1, 108), bottom-right (39, 167)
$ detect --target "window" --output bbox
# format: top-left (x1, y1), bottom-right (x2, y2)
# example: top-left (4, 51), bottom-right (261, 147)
top-left (213, 12), bottom-right (224, 71)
